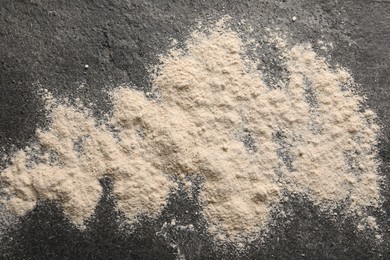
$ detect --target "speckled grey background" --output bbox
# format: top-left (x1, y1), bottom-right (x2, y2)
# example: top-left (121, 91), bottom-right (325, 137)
top-left (0, 0), bottom-right (389, 259)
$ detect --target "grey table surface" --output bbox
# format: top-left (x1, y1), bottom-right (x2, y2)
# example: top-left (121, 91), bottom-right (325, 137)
top-left (0, 0), bottom-right (389, 259)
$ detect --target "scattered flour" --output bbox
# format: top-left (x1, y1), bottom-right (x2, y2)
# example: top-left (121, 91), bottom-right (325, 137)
top-left (0, 18), bottom-right (383, 242)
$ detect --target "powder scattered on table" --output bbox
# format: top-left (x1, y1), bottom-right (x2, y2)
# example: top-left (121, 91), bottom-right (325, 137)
top-left (0, 18), bottom-right (383, 243)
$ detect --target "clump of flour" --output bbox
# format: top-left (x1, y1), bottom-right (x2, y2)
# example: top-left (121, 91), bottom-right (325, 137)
top-left (0, 19), bottom-right (382, 242)
top-left (1, 102), bottom-right (171, 225)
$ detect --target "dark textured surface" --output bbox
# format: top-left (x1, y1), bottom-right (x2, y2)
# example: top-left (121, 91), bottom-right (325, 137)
top-left (1, 0), bottom-right (390, 259)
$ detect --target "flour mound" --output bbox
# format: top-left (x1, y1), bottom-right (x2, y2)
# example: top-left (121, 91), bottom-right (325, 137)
top-left (0, 19), bottom-right (382, 242)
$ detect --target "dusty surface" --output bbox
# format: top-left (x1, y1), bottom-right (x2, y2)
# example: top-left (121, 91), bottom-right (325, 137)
top-left (0, 0), bottom-right (390, 259)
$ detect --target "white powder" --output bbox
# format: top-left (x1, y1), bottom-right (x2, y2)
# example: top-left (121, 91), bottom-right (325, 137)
top-left (0, 18), bottom-right (382, 242)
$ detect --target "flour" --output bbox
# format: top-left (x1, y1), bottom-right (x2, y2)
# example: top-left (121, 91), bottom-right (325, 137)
top-left (0, 18), bottom-right (382, 242)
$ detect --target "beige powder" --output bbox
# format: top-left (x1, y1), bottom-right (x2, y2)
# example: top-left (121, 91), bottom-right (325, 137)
top-left (0, 19), bottom-right (382, 242)
top-left (1, 103), bottom-right (172, 225)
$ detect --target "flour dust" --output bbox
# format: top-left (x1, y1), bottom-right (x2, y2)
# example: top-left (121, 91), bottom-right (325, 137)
top-left (0, 18), bottom-right (383, 243)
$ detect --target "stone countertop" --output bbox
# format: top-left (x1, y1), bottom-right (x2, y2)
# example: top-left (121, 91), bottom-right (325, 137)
top-left (0, 0), bottom-right (389, 259)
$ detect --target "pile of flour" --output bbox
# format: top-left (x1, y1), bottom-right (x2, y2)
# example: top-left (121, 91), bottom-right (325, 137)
top-left (0, 19), bottom-right (382, 242)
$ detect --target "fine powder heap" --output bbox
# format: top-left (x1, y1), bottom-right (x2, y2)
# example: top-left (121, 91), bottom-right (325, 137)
top-left (0, 20), bottom-right (382, 242)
